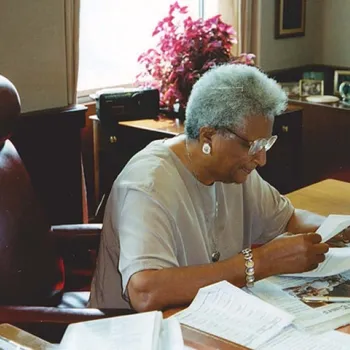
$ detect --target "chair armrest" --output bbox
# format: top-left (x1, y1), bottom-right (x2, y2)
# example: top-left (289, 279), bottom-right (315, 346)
top-left (50, 224), bottom-right (102, 238)
top-left (50, 224), bottom-right (102, 250)
top-left (0, 306), bottom-right (135, 343)
top-left (50, 225), bottom-right (103, 290)
top-left (0, 306), bottom-right (133, 323)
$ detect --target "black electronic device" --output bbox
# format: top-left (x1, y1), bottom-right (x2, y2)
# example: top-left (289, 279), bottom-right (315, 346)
top-left (96, 88), bottom-right (159, 125)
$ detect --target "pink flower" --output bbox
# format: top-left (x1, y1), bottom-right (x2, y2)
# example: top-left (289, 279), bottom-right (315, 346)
top-left (136, 2), bottom-right (254, 110)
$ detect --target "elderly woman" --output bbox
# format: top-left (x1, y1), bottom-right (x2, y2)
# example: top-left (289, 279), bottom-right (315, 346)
top-left (89, 64), bottom-right (329, 311)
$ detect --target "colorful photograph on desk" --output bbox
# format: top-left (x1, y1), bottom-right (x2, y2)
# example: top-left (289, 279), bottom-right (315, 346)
top-left (279, 82), bottom-right (300, 97)
top-left (299, 79), bottom-right (324, 97)
top-left (284, 275), bottom-right (348, 308)
top-left (334, 70), bottom-right (350, 96)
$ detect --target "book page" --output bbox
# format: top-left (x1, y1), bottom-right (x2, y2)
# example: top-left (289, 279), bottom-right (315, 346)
top-left (173, 281), bottom-right (294, 349)
top-left (58, 311), bottom-right (163, 350)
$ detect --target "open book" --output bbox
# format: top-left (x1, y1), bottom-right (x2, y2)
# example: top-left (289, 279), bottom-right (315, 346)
top-left (284, 215), bottom-right (350, 278)
top-left (57, 311), bottom-right (183, 350)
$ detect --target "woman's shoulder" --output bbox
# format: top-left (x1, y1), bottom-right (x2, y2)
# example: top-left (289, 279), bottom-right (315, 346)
top-left (116, 140), bottom-right (184, 193)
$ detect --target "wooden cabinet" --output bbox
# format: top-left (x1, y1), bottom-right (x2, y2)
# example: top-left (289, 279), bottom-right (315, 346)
top-left (289, 98), bottom-right (350, 187)
top-left (258, 106), bottom-right (303, 194)
top-left (92, 106), bottom-right (304, 202)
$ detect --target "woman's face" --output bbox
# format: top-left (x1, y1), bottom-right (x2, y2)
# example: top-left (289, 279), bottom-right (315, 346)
top-left (205, 116), bottom-right (274, 184)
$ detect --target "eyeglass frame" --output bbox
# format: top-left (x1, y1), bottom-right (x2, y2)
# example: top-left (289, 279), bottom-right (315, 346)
top-left (221, 127), bottom-right (278, 156)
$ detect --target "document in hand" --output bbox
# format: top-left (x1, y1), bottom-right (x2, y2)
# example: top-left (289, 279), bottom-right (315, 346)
top-left (57, 311), bottom-right (183, 350)
top-left (285, 214), bottom-right (350, 278)
top-left (172, 280), bottom-right (295, 349)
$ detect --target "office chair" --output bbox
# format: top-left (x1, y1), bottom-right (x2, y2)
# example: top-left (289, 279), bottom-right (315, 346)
top-left (0, 75), bottom-right (133, 343)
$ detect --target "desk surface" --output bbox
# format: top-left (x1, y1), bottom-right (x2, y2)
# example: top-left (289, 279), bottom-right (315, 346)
top-left (119, 118), bottom-right (184, 135)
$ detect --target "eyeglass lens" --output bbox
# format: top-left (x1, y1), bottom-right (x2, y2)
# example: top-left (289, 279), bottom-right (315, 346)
top-left (249, 136), bottom-right (277, 155)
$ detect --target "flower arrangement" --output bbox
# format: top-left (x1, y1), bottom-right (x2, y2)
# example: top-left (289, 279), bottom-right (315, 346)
top-left (136, 1), bottom-right (255, 114)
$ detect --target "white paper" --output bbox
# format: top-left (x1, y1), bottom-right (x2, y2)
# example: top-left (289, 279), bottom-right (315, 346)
top-left (58, 311), bottom-right (163, 350)
top-left (157, 318), bottom-right (184, 350)
top-left (316, 215), bottom-right (350, 242)
top-left (258, 325), bottom-right (350, 350)
top-left (173, 280), bottom-right (294, 349)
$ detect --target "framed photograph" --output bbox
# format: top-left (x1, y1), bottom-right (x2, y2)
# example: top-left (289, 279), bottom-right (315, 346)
top-left (279, 82), bottom-right (300, 97)
top-left (334, 70), bottom-right (350, 96)
top-left (303, 71), bottom-right (325, 81)
top-left (275, 0), bottom-right (306, 39)
top-left (299, 79), bottom-right (324, 97)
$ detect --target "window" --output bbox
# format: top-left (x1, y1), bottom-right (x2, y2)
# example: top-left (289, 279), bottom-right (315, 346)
top-left (78, 0), bottom-right (204, 96)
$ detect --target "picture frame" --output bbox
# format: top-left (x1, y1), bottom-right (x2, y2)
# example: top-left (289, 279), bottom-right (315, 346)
top-left (299, 79), bottom-right (324, 97)
top-left (302, 72), bottom-right (325, 81)
top-left (279, 82), bottom-right (300, 97)
top-left (275, 0), bottom-right (306, 39)
top-left (334, 70), bottom-right (350, 96)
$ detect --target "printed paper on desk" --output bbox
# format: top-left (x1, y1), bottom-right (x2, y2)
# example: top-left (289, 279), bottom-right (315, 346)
top-left (173, 280), bottom-right (294, 349)
top-left (251, 271), bottom-right (350, 334)
top-left (58, 311), bottom-right (183, 350)
top-left (257, 324), bottom-right (350, 350)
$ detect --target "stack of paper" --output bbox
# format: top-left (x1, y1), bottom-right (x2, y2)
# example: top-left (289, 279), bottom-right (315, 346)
top-left (57, 311), bottom-right (183, 350)
top-left (173, 280), bottom-right (350, 349)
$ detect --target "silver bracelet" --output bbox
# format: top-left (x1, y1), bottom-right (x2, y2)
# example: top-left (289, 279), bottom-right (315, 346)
top-left (242, 248), bottom-right (255, 288)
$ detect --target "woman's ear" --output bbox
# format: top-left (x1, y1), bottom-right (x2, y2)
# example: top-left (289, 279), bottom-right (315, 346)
top-left (199, 127), bottom-right (216, 146)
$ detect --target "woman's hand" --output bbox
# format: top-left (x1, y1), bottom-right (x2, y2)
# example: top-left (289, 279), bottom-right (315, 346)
top-left (256, 233), bottom-right (329, 276)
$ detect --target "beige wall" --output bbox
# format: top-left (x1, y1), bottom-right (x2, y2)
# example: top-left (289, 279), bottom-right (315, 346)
top-left (258, 0), bottom-right (324, 71)
top-left (321, 0), bottom-right (350, 67)
top-left (0, 1), bottom-right (68, 113)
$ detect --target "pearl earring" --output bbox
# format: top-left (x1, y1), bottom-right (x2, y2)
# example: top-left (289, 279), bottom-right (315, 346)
top-left (202, 143), bottom-right (211, 155)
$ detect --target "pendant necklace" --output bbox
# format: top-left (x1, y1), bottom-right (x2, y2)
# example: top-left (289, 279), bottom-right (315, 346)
top-left (185, 138), bottom-right (221, 262)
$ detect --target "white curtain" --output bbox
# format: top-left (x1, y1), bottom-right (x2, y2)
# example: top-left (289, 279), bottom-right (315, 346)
top-left (64, 0), bottom-right (80, 105)
top-left (217, 0), bottom-right (260, 63)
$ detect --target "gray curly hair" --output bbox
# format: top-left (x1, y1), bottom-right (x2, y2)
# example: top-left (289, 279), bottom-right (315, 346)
top-left (184, 64), bottom-right (287, 139)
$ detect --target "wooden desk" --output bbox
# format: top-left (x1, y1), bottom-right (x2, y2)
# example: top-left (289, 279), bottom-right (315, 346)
top-left (164, 179), bottom-right (350, 349)
top-left (286, 178), bottom-right (350, 216)
top-left (119, 118), bottom-right (184, 136)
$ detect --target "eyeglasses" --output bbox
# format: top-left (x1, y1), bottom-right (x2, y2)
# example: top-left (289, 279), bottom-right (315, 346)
top-left (222, 127), bottom-right (278, 156)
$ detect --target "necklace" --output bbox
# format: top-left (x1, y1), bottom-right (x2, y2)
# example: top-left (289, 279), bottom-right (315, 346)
top-left (185, 138), bottom-right (221, 262)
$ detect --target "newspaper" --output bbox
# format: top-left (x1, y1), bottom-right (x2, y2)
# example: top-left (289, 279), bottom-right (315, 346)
top-left (250, 270), bottom-right (350, 334)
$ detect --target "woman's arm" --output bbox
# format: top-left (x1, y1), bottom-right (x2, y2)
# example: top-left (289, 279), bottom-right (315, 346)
top-left (286, 209), bottom-right (326, 233)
